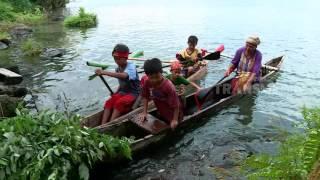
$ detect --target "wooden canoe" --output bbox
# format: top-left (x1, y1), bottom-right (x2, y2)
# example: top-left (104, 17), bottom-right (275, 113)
top-left (93, 55), bottom-right (284, 160)
top-left (81, 61), bottom-right (208, 128)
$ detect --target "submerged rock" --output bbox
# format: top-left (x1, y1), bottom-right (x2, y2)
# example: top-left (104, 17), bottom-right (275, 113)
top-left (10, 25), bottom-right (33, 39)
top-left (40, 48), bottom-right (66, 58)
top-left (0, 85), bottom-right (28, 97)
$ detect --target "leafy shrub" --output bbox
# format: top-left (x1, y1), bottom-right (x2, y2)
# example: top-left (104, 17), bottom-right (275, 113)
top-left (31, 0), bottom-right (69, 11)
top-left (242, 107), bottom-right (320, 180)
top-left (3, 0), bottom-right (33, 12)
top-left (21, 39), bottom-right (43, 56)
top-left (0, 1), bottom-right (16, 22)
top-left (0, 108), bottom-right (131, 180)
top-left (15, 8), bottom-right (44, 25)
top-left (64, 7), bottom-right (97, 28)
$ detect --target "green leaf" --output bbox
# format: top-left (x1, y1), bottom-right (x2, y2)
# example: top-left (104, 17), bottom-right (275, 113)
top-left (98, 142), bottom-right (104, 148)
top-left (54, 149), bottom-right (60, 156)
top-left (3, 132), bottom-right (15, 142)
top-left (80, 130), bottom-right (89, 136)
top-left (79, 163), bottom-right (89, 180)
top-left (0, 158), bottom-right (8, 166)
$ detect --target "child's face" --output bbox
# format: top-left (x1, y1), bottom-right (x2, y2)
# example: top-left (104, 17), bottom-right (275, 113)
top-left (113, 55), bottom-right (128, 67)
top-left (171, 69), bottom-right (181, 78)
top-left (188, 42), bottom-right (197, 51)
top-left (147, 73), bottom-right (163, 86)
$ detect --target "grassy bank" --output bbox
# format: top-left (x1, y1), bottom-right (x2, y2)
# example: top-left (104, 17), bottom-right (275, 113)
top-left (0, 108), bottom-right (131, 180)
top-left (242, 107), bottom-right (320, 179)
top-left (0, 0), bottom-right (69, 37)
top-left (0, 1), bottom-right (44, 25)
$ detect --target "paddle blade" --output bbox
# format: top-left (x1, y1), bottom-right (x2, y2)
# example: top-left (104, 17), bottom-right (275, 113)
top-left (203, 51), bottom-right (220, 60)
top-left (215, 44), bottom-right (225, 52)
top-left (86, 61), bottom-right (109, 69)
top-left (131, 51), bottom-right (144, 58)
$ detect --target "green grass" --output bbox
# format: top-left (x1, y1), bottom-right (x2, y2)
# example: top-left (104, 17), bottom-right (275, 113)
top-left (64, 7), bottom-right (97, 28)
top-left (0, 108), bottom-right (131, 180)
top-left (15, 10), bottom-right (44, 25)
top-left (0, 32), bottom-right (10, 39)
top-left (21, 38), bottom-right (42, 56)
top-left (0, 1), bottom-right (44, 25)
top-left (242, 107), bottom-right (320, 180)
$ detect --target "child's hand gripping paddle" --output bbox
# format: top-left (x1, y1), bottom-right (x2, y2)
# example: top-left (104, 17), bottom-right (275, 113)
top-left (87, 51), bottom-right (144, 80)
top-left (86, 61), bottom-right (114, 94)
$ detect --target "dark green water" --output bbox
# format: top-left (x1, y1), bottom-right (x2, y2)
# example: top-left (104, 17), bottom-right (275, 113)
top-left (1, 0), bottom-right (320, 179)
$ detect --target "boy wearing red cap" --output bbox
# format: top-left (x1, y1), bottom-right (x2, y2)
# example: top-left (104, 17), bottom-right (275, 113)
top-left (166, 61), bottom-right (201, 96)
top-left (95, 44), bottom-right (140, 124)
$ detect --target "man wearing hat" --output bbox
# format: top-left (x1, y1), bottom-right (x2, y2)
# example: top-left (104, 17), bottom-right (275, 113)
top-left (224, 36), bottom-right (262, 94)
top-left (95, 43), bottom-right (140, 124)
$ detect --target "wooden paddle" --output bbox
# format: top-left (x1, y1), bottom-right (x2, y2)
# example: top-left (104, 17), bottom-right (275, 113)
top-left (87, 51), bottom-right (144, 80)
top-left (194, 75), bottom-right (230, 110)
top-left (130, 44), bottom-right (225, 65)
top-left (86, 62), bottom-right (114, 94)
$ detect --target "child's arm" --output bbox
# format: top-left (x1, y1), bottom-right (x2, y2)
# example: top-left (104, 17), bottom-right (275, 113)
top-left (190, 82), bottom-right (201, 91)
top-left (95, 69), bottom-right (128, 79)
top-left (142, 98), bottom-right (148, 121)
top-left (170, 106), bottom-right (179, 130)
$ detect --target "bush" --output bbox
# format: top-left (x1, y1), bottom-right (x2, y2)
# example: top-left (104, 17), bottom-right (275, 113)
top-left (242, 107), bottom-right (320, 180)
top-left (15, 8), bottom-right (44, 25)
top-left (64, 7), bottom-right (97, 28)
top-left (0, 108), bottom-right (131, 180)
top-left (0, 1), bottom-right (44, 25)
top-left (31, 0), bottom-right (69, 11)
top-left (3, 0), bottom-right (33, 12)
top-left (0, 1), bottom-right (16, 22)
top-left (21, 39), bottom-right (43, 56)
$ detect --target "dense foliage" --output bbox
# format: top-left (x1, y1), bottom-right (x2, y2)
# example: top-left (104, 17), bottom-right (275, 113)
top-left (0, 108), bottom-right (131, 180)
top-left (0, 1), bottom-right (43, 25)
top-left (242, 107), bottom-right (320, 179)
top-left (64, 8), bottom-right (97, 28)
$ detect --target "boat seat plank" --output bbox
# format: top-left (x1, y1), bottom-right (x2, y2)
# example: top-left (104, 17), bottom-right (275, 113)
top-left (130, 114), bottom-right (169, 134)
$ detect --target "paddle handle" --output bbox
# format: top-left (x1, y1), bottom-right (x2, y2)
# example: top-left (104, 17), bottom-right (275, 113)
top-left (99, 75), bottom-right (114, 95)
top-left (129, 58), bottom-right (172, 64)
top-left (198, 75), bottom-right (228, 106)
top-left (220, 54), bottom-right (233, 59)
